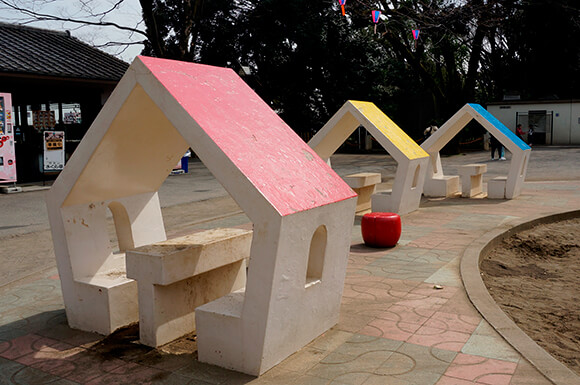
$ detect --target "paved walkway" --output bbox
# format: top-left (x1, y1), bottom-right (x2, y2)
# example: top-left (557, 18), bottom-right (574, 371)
top-left (1, 150), bottom-right (580, 384)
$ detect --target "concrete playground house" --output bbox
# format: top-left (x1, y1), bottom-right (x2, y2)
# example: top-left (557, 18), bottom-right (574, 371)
top-left (421, 103), bottom-right (531, 199)
top-left (309, 100), bottom-right (429, 215)
top-left (45, 56), bottom-right (357, 376)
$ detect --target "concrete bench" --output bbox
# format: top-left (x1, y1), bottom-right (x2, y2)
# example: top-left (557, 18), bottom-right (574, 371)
top-left (423, 175), bottom-right (460, 197)
top-left (343, 172), bottom-right (381, 214)
top-left (488, 176), bottom-right (507, 199)
top-left (458, 163), bottom-right (487, 198)
top-left (126, 227), bottom-right (252, 347)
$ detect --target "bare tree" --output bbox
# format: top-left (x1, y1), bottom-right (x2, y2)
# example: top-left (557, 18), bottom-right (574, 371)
top-left (0, 0), bottom-right (146, 60)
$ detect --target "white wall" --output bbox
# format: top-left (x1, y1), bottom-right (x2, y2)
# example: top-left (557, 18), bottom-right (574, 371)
top-left (572, 102), bottom-right (580, 144)
top-left (488, 101), bottom-right (580, 145)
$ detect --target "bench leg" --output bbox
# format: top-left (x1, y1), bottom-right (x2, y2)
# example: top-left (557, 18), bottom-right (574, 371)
top-left (488, 179), bottom-right (507, 199)
top-left (462, 174), bottom-right (483, 197)
top-left (352, 185), bottom-right (376, 214)
top-left (138, 260), bottom-right (246, 347)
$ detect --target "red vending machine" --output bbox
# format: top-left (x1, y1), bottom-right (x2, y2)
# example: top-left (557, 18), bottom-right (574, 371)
top-left (0, 92), bottom-right (17, 184)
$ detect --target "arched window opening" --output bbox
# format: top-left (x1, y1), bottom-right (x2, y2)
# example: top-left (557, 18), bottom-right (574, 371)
top-left (412, 164), bottom-right (421, 189)
top-left (306, 225), bottom-right (327, 288)
top-left (107, 202), bottom-right (134, 253)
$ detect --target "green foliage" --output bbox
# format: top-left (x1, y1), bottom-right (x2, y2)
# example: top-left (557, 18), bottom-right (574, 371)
top-left (140, 0), bottom-right (243, 63)
top-left (504, 0), bottom-right (580, 99)
top-left (236, 0), bottom-right (394, 135)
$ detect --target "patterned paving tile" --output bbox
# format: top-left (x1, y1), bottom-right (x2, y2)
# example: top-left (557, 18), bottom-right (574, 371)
top-left (84, 362), bottom-right (170, 385)
top-left (61, 352), bottom-right (128, 383)
top-left (461, 321), bottom-right (520, 363)
top-left (359, 318), bottom-right (422, 341)
top-left (381, 269), bottom-right (438, 282)
top-left (374, 304), bottom-right (435, 326)
top-left (403, 212), bottom-right (460, 228)
top-left (146, 372), bottom-right (214, 384)
top-left (424, 257), bottom-right (463, 288)
top-left (0, 327), bottom-right (28, 345)
top-left (15, 340), bottom-right (83, 366)
top-left (423, 312), bottom-right (481, 334)
top-left (395, 295), bottom-right (449, 311)
top-left (409, 284), bottom-right (459, 299)
top-left (333, 333), bottom-right (403, 357)
top-left (0, 359), bottom-right (79, 385)
top-left (308, 349), bottom-right (392, 384)
top-left (443, 353), bottom-right (517, 384)
top-left (0, 333), bottom-right (60, 361)
top-left (407, 326), bottom-right (472, 352)
top-left (174, 357), bottom-right (255, 384)
top-left (389, 342), bottom-right (456, 384)
top-left (35, 323), bottom-right (102, 350)
top-left (406, 239), bottom-right (444, 250)
top-left (309, 329), bottom-right (353, 353)
top-left (437, 290), bottom-right (483, 318)
top-left (436, 375), bottom-right (480, 384)
top-left (276, 346), bottom-right (327, 373)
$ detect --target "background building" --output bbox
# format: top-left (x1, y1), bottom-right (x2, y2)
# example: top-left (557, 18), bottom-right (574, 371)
top-left (0, 22), bottom-right (129, 182)
top-left (487, 100), bottom-right (580, 146)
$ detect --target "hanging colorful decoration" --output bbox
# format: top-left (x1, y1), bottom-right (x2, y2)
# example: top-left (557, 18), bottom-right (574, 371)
top-left (412, 29), bottom-right (420, 48)
top-left (338, 0), bottom-right (346, 16)
top-left (371, 10), bottom-right (381, 34)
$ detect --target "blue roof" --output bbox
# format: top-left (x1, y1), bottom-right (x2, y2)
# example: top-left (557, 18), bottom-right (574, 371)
top-left (469, 103), bottom-right (531, 151)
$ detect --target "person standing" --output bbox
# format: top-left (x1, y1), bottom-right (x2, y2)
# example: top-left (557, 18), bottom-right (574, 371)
top-left (490, 135), bottom-right (504, 160)
top-left (516, 124), bottom-right (525, 140)
top-left (527, 124), bottom-right (534, 146)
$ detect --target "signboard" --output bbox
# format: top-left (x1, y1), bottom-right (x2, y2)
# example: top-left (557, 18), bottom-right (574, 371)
top-left (43, 131), bottom-right (65, 171)
top-left (33, 110), bottom-right (56, 132)
top-left (0, 93), bottom-right (17, 183)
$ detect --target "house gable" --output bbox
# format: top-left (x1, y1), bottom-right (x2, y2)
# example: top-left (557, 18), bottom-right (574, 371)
top-left (54, 56), bottom-right (355, 215)
top-left (308, 100), bottom-right (429, 214)
top-left (421, 103), bottom-right (531, 199)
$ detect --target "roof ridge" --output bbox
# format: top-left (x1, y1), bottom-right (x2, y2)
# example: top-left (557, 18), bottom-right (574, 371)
top-left (0, 21), bottom-right (69, 37)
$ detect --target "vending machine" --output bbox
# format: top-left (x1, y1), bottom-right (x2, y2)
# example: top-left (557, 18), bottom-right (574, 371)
top-left (0, 92), bottom-right (17, 183)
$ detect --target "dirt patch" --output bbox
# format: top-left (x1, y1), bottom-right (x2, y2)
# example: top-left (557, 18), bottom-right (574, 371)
top-left (480, 217), bottom-right (580, 375)
top-left (91, 323), bottom-right (197, 373)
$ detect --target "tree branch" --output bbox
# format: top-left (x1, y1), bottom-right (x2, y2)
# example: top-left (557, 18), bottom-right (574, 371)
top-left (0, 0), bottom-right (147, 38)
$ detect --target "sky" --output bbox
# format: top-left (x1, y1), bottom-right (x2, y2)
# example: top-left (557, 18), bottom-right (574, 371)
top-left (0, 0), bottom-right (145, 63)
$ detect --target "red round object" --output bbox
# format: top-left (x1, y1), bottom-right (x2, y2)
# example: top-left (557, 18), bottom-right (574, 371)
top-left (361, 212), bottom-right (401, 247)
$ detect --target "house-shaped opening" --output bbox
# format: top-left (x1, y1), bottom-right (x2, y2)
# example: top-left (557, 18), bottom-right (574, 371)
top-left (308, 100), bottom-right (429, 215)
top-left (421, 103), bottom-right (531, 199)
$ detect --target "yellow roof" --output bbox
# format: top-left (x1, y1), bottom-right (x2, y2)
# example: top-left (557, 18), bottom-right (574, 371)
top-left (350, 100), bottom-right (428, 160)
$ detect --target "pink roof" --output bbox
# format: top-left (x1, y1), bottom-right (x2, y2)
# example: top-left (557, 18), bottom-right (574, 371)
top-left (139, 56), bottom-right (355, 216)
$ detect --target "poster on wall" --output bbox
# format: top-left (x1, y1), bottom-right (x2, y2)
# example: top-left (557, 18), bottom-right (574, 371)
top-left (0, 92), bottom-right (17, 183)
top-left (33, 110), bottom-right (56, 132)
top-left (43, 131), bottom-right (65, 172)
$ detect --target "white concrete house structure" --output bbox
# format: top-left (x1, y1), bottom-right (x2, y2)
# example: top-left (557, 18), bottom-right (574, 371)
top-left (421, 103), bottom-right (531, 199)
top-left (308, 100), bottom-right (430, 215)
top-left (46, 56), bottom-right (357, 375)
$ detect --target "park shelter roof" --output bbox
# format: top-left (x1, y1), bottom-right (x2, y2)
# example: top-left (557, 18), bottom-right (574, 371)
top-left (52, 56), bottom-right (356, 217)
top-left (309, 100), bottom-right (429, 163)
top-left (0, 22), bottom-right (128, 81)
